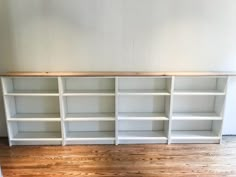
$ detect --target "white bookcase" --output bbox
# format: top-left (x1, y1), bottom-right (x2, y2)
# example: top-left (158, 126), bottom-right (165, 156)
top-left (1, 75), bottom-right (228, 146)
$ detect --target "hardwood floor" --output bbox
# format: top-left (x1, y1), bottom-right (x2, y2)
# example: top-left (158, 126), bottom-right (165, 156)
top-left (0, 137), bottom-right (236, 177)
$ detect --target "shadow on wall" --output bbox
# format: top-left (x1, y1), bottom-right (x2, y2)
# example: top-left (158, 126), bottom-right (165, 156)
top-left (0, 1), bottom-right (15, 137)
top-left (0, 0), bottom-right (15, 72)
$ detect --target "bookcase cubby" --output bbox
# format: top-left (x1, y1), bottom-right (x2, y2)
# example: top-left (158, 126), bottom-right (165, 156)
top-left (1, 74), bottom-right (229, 146)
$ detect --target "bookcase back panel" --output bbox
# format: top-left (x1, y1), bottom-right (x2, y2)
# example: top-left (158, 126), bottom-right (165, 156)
top-left (173, 96), bottom-right (215, 113)
top-left (65, 96), bottom-right (115, 113)
top-left (118, 96), bottom-right (168, 113)
top-left (66, 121), bottom-right (115, 131)
top-left (172, 120), bottom-right (213, 131)
top-left (5, 77), bottom-right (58, 92)
top-left (13, 122), bottom-right (61, 132)
top-left (15, 97), bottom-right (60, 114)
top-left (118, 77), bottom-right (170, 90)
top-left (119, 120), bottom-right (166, 131)
top-left (63, 77), bottom-right (115, 91)
top-left (174, 77), bottom-right (226, 91)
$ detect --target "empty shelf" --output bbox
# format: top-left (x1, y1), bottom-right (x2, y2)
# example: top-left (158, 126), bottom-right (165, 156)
top-left (63, 90), bottom-right (115, 96)
top-left (66, 131), bottom-right (115, 140)
top-left (118, 112), bottom-right (168, 120)
top-left (11, 132), bottom-right (62, 141)
top-left (118, 89), bottom-right (170, 95)
top-left (65, 113), bottom-right (115, 121)
top-left (172, 112), bottom-right (222, 120)
top-left (171, 131), bottom-right (219, 140)
top-left (9, 113), bottom-right (61, 121)
top-left (5, 90), bottom-right (59, 96)
top-left (174, 89), bottom-right (225, 95)
top-left (119, 131), bottom-right (167, 140)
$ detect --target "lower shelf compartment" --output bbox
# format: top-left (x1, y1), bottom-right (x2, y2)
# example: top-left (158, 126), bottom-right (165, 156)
top-left (65, 131), bottom-right (115, 144)
top-left (171, 131), bottom-right (220, 144)
top-left (10, 132), bottom-right (62, 145)
top-left (11, 131), bottom-right (62, 140)
top-left (66, 131), bottom-right (115, 139)
top-left (118, 131), bottom-right (168, 144)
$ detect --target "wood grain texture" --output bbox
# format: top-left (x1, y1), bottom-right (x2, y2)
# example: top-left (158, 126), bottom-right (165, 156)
top-left (0, 136), bottom-right (236, 177)
top-left (1, 71), bottom-right (236, 77)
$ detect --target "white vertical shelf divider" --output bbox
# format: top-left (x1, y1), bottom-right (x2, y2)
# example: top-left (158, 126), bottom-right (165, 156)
top-left (115, 77), bottom-right (119, 145)
top-left (1, 78), bottom-right (12, 146)
top-left (58, 77), bottom-right (66, 146)
top-left (167, 76), bottom-right (175, 144)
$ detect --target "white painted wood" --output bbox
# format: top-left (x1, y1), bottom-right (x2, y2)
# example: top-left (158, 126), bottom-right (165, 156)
top-left (65, 113), bottom-right (115, 121)
top-left (9, 113), bottom-right (60, 119)
top-left (1, 78), bottom-right (13, 146)
top-left (172, 112), bottom-right (222, 120)
top-left (66, 131), bottom-right (115, 139)
top-left (64, 96), bottom-right (115, 114)
top-left (58, 77), bottom-right (66, 145)
top-left (63, 90), bottom-right (115, 96)
top-left (118, 95), bottom-right (169, 114)
top-left (118, 112), bottom-right (168, 120)
top-left (119, 131), bottom-right (167, 140)
top-left (1, 75), bottom-right (229, 145)
top-left (173, 95), bottom-right (219, 113)
top-left (217, 77), bottom-right (230, 143)
top-left (5, 90), bottom-right (59, 96)
top-left (115, 77), bottom-right (119, 145)
top-left (8, 121), bottom-right (62, 145)
top-left (118, 77), bottom-right (171, 94)
top-left (119, 120), bottom-right (168, 133)
top-left (167, 76), bottom-right (175, 144)
top-left (174, 89), bottom-right (225, 96)
top-left (118, 89), bottom-right (170, 95)
top-left (3, 77), bottom-right (59, 94)
top-left (62, 77), bottom-right (115, 94)
top-left (223, 77), bottom-right (236, 135)
top-left (174, 77), bottom-right (227, 92)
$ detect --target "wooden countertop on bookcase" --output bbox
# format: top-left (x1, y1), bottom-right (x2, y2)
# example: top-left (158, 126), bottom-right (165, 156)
top-left (0, 71), bottom-right (236, 77)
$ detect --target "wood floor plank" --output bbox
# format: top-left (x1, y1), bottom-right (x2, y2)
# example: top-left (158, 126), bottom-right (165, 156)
top-left (0, 136), bottom-right (236, 177)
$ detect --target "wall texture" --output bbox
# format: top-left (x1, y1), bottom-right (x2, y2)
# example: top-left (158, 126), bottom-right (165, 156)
top-left (1, 0), bottom-right (236, 136)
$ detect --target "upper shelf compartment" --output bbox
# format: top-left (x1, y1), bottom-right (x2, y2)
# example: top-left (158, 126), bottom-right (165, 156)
top-left (62, 77), bottom-right (115, 96)
top-left (118, 77), bottom-right (171, 95)
top-left (2, 77), bottom-right (59, 96)
top-left (174, 77), bottom-right (227, 95)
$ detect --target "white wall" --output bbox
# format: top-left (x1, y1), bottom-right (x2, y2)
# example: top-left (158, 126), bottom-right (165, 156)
top-left (1, 0), bottom-right (236, 136)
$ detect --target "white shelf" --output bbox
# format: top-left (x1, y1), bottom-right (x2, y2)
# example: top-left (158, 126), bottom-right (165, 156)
top-left (65, 113), bottom-right (115, 121)
top-left (63, 90), bottom-right (115, 96)
top-left (171, 131), bottom-right (219, 140)
top-left (9, 113), bottom-right (61, 121)
top-left (118, 89), bottom-right (170, 95)
top-left (172, 112), bottom-right (222, 120)
top-left (118, 112), bottom-right (168, 120)
top-left (11, 132), bottom-right (62, 141)
top-left (5, 90), bottom-right (59, 96)
top-left (174, 89), bottom-right (225, 95)
top-left (119, 131), bottom-right (167, 140)
top-left (66, 131), bottom-right (115, 140)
